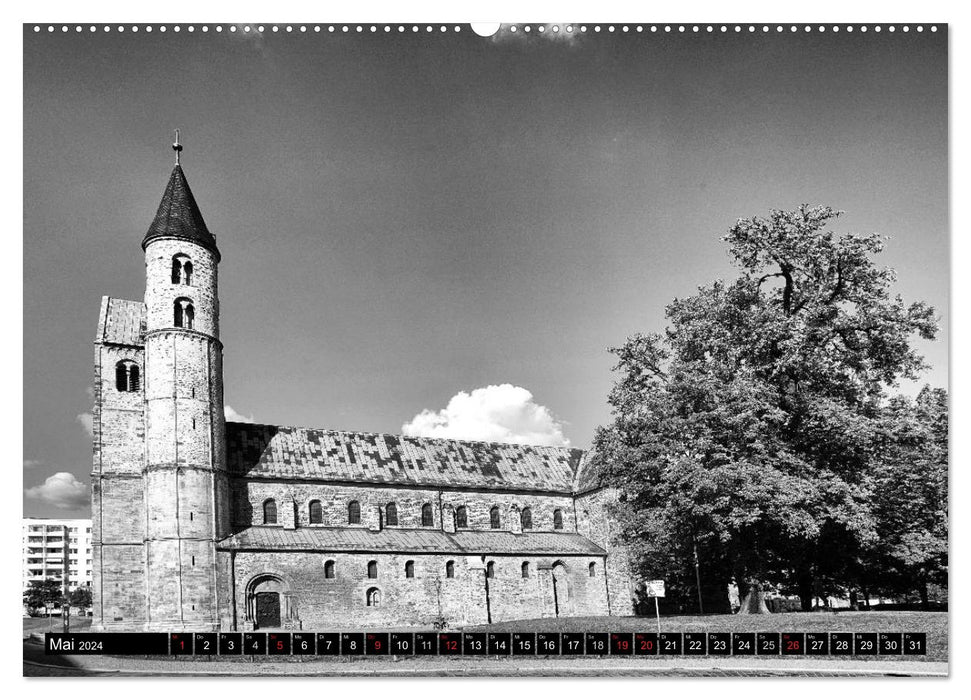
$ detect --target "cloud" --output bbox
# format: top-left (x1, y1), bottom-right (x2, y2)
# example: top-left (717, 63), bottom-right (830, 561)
top-left (24, 459), bottom-right (44, 470)
top-left (76, 413), bottom-right (93, 437)
top-left (402, 384), bottom-right (570, 447)
top-left (25, 472), bottom-right (89, 510)
top-left (225, 405), bottom-right (255, 423)
top-left (489, 23), bottom-right (584, 46)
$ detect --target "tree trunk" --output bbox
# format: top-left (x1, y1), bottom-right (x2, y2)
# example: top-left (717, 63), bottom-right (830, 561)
top-left (920, 574), bottom-right (929, 611)
top-left (797, 573), bottom-right (814, 612)
top-left (849, 590), bottom-right (859, 611)
top-left (737, 580), bottom-right (771, 614)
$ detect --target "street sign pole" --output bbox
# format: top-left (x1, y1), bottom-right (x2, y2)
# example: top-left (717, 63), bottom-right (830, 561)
top-left (646, 579), bottom-right (665, 637)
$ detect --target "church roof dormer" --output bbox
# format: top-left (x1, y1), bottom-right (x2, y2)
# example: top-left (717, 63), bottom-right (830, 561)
top-left (142, 133), bottom-right (221, 260)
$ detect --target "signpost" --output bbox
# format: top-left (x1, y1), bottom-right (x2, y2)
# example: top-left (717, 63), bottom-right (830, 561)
top-left (645, 580), bottom-right (665, 636)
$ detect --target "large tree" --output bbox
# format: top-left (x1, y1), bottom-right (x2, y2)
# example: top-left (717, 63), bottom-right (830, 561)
top-left (593, 206), bottom-right (938, 612)
top-left (868, 386), bottom-right (948, 607)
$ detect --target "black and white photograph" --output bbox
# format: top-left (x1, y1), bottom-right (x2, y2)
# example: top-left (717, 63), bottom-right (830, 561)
top-left (19, 7), bottom-right (954, 683)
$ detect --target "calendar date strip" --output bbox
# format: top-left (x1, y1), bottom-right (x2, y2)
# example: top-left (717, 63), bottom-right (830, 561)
top-left (45, 631), bottom-right (927, 656)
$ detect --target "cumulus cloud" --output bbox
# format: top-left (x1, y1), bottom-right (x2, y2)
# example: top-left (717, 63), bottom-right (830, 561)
top-left (402, 384), bottom-right (570, 447)
top-left (225, 405), bottom-right (255, 423)
top-left (76, 412), bottom-right (93, 437)
top-left (24, 472), bottom-right (89, 510)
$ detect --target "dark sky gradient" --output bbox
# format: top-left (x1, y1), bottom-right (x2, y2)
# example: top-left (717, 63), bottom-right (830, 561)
top-left (23, 26), bottom-right (948, 516)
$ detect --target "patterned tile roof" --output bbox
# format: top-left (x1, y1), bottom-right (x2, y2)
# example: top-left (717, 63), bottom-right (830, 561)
top-left (143, 165), bottom-right (220, 259)
top-left (219, 526), bottom-right (606, 556)
top-left (572, 451), bottom-right (607, 494)
top-left (95, 297), bottom-right (145, 346)
top-left (226, 423), bottom-right (585, 493)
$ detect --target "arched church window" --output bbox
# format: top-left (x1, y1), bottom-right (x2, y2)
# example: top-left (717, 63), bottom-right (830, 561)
top-left (521, 562), bottom-right (530, 578)
top-left (263, 499), bottom-right (277, 525)
top-left (421, 503), bottom-right (434, 527)
top-left (589, 562), bottom-right (596, 577)
top-left (367, 560), bottom-right (378, 579)
top-left (486, 561), bottom-right (496, 579)
top-left (553, 509), bottom-right (563, 530)
top-left (324, 560), bottom-right (335, 579)
top-left (309, 500), bottom-right (322, 524)
top-left (366, 587), bottom-right (381, 607)
top-left (405, 560), bottom-right (415, 578)
top-left (445, 560), bottom-right (455, 578)
top-left (348, 501), bottom-right (361, 525)
top-left (521, 507), bottom-right (533, 530)
top-left (183, 260), bottom-right (193, 285)
top-left (385, 502), bottom-right (398, 526)
top-left (490, 506), bottom-right (501, 529)
top-left (115, 360), bottom-right (140, 392)
top-left (455, 505), bottom-right (468, 529)
top-left (174, 297), bottom-right (194, 329)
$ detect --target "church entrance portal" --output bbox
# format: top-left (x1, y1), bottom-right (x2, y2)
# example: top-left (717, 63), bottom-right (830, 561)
top-left (255, 591), bottom-right (281, 629)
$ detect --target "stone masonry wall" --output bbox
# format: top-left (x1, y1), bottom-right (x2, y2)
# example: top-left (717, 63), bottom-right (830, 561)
top-left (575, 487), bottom-right (635, 616)
top-left (91, 341), bottom-right (147, 630)
top-left (234, 482), bottom-right (578, 534)
top-left (226, 550), bottom-right (608, 629)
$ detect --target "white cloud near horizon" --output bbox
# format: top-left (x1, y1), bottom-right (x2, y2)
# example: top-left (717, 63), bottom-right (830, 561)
top-left (225, 405), bottom-right (255, 423)
top-left (76, 412), bottom-right (93, 436)
top-left (401, 384), bottom-right (570, 447)
top-left (24, 472), bottom-right (89, 510)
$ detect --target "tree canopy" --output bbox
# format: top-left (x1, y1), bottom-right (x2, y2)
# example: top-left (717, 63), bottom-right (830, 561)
top-left (593, 205), bottom-right (943, 612)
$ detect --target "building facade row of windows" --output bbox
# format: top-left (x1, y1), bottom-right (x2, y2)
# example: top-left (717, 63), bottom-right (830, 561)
top-left (261, 498), bottom-right (568, 531)
top-left (321, 559), bottom-right (599, 581)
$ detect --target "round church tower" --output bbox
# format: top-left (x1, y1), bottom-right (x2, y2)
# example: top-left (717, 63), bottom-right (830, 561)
top-left (141, 138), bottom-right (228, 631)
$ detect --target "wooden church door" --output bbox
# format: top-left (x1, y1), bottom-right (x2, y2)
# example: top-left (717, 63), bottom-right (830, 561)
top-left (255, 591), bottom-right (281, 629)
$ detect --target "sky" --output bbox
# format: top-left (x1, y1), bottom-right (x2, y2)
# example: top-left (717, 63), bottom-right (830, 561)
top-left (23, 24), bottom-right (948, 518)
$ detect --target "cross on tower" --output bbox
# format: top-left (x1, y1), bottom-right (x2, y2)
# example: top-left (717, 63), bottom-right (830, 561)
top-left (173, 129), bottom-right (183, 165)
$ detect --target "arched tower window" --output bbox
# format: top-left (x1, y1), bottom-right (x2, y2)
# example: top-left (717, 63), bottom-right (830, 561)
top-left (490, 506), bottom-right (501, 529)
top-left (445, 560), bottom-right (455, 579)
top-left (421, 503), bottom-right (434, 527)
top-left (405, 560), bottom-right (415, 578)
top-left (171, 255), bottom-right (193, 285)
top-left (553, 509), bottom-right (564, 530)
top-left (522, 562), bottom-right (530, 578)
top-left (174, 297), bottom-right (194, 329)
top-left (263, 499), bottom-right (277, 525)
top-left (521, 507), bottom-right (533, 530)
top-left (324, 560), bottom-right (335, 579)
top-left (367, 560), bottom-right (378, 579)
top-left (385, 502), bottom-right (398, 526)
top-left (309, 500), bottom-right (323, 524)
top-left (486, 561), bottom-right (496, 579)
top-left (348, 501), bottom-right (361, 525)
top-left (366, 587), bottom-right (381, 607)
top-left (455, 506), bottom-right (468, 529)
top-left (115, 360), bottom-right (140, 392)
top-left (589, 562), bottom-right (597, 577)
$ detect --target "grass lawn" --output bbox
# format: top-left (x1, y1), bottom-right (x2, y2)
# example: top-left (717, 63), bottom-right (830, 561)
top-left (463, 611), bottom-right (948, 662)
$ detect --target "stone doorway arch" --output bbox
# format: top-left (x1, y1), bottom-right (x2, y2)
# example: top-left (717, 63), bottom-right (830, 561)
top-left (552, 561), bottom-right (572, 616)
top-left (245, 574), bottom-right (297, 630)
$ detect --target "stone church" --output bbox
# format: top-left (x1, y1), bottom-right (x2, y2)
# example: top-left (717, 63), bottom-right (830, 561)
top-left (90, 147), bottom-right (635, 632)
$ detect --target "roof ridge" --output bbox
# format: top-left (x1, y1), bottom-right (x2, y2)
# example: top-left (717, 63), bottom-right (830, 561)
top-left (226, 420), bottom-right (581, 453)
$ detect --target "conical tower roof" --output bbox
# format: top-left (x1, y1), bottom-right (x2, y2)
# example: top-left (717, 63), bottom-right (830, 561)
top-left (142, 164), bottom-right (220, 260)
